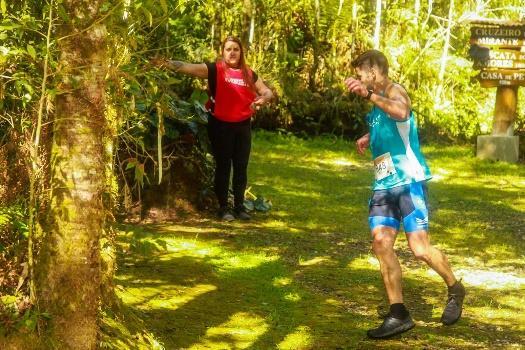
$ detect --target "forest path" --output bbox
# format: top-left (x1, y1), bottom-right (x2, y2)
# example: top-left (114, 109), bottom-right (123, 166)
top-left (113, 131), bottom-right (525, 349)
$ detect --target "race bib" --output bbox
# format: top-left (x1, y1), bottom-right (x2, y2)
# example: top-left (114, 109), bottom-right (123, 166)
top-left (374, 152), bottom-right (397, 180)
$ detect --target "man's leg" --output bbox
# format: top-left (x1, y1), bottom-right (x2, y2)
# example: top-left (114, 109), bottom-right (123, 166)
top-left (401, 181), bottom-right (465, 325)
top-left (367, 225), bottom-right (415, 338)
top-left (372, 226), bottom-right (403, 305)
top-left (367, 186), bottom-right (415, 339)
top-left (406, 230), bottom-right (465, 325)
top-left (406, 230), bottom-right (456, 286)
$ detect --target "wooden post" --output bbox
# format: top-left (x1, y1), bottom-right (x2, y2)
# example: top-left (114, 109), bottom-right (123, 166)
top-left (492, 85), bottom-right (518, 136)
top-left (469, 19), bottom-right (523, 162)
top-left (477, 85), bottom-right (520, 162)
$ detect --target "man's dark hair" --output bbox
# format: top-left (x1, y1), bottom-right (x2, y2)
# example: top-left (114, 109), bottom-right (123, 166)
top-left (351, 50), bottom-right (389, 75)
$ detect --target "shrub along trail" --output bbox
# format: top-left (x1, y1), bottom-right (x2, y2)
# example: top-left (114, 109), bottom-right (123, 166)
top-left (109, 131), bottom-right (525, 349)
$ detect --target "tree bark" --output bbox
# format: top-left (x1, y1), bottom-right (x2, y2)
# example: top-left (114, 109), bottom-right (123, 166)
top-left (373, 0), bottom-right (382, 49)
top-left (36, 1), bottom-right (107, 349)
top-left (434, 0), bottom-right (453, 104)
top-left (438, 0), bottom-right (454, 83)
top-left (308, 0), bottom-right (321, 91)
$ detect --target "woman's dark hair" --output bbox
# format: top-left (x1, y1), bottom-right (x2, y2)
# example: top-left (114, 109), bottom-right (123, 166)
top-left (220, 36), bottom-right (256, 92)
top-left (351, 50), bottom-right (389, 76)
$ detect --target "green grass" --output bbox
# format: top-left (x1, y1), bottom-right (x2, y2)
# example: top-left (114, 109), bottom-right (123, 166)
top-left (108, 130), bottom-right (525, 349)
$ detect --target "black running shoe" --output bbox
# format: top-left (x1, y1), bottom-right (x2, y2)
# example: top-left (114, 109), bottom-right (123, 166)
top-left (234, 208), bottom-right (251, 221)
top-left (441, 280), bottom-right (466, 325)
top-left (367, 314), bottom-right (415, 339)
top-left (218, 207), bottom-right (235, 222)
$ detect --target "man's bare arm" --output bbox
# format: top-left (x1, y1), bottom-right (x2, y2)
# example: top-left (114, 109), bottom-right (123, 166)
top-left (369, 84), bottom-right (411, 121)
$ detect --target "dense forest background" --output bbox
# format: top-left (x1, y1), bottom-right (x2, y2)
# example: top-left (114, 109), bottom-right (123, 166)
top-left (0, 0), bottom-right (524, 348)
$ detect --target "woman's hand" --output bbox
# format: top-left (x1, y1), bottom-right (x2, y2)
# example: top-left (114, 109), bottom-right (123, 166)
top-left (150, 56), bottom-right (172, 69)
top-left (250, 96), bottom-right (268, 111)
top-left (150, 58), bottom-right (207, 78)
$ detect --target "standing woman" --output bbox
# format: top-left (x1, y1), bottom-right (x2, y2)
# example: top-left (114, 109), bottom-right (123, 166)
top-left (152, 36), bottom-right (273, 221)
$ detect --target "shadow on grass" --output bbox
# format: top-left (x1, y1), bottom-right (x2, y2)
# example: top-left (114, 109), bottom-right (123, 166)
top-left (115, 232), bottom-right (374, 349)
top-left (115, 220), bottom-right (524, 349)
top-left (113, 133), bottom-right (524, 349)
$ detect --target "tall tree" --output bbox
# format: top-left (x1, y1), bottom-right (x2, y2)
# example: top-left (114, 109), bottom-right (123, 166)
top-left (373, 0), bottom-right (382, 49)
top-left (435, 0), bottom-right (454, 104)
top-left (308, 0), bottom-right (321, 91)
top-left (36, 1), bottom-right (108, 348)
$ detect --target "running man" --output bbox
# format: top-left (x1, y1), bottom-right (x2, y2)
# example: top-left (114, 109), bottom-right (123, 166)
top-left (345, 50), bottom-right (465, 339)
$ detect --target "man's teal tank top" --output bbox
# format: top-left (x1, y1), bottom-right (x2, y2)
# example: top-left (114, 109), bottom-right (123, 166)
top-left (367, 105), bottom-right (432, 190)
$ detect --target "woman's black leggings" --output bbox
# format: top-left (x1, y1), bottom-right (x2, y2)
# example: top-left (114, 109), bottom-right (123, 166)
top-left (207, 116), bottom-right (251, 210)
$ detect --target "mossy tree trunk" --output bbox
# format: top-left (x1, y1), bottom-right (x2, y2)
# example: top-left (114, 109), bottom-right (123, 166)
top-left (36, 1), bottom-right (108, 349)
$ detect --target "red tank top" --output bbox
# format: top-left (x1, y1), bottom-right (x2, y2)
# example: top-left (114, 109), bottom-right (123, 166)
top-left (212, 61), bottom-right (256, 122)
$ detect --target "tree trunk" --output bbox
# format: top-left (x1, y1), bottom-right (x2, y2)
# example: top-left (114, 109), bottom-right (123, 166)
top-left (435, 0), bottom-right (454, 104)
top-left (242, 0), bottom-right (252, 49)
top-left (438, 0), bottom-right (454, 83)
top-left (351, 0), bottom-right (358, 56)
top-left (373, 0), bottom-right (382, 49)
top-left (249, 8), bottom-right (255, 46)
top-left (309, 0), bottom-right (321, 91)
top-left (36, 1), bottom-right (107, 349)
top-left (414, 0), bottom-right (420, 25)
top-left (337, 0), bottom-right (344, 16)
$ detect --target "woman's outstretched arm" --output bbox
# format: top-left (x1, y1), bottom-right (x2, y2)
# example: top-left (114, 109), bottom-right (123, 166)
top-left (151, 58), bottom-right (208, 78)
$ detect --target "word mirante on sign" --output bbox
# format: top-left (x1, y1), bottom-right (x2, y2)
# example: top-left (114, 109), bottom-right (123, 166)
top-left (473, 37), bottom-right (524, 47)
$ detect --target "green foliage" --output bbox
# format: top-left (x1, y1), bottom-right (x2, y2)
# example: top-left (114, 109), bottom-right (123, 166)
top-left (0, 294), bottom-right (49, 335)
top-left (0, 204), bottom-right (28, 260)
top-left (3, 1), bottom-right (524, 219)
top-left (99, 307), bottom-right (165, 350)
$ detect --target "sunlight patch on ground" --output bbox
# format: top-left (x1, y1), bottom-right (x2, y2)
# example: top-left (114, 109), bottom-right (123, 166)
top-left (260, 220), bottom-right (292, 230)
top-left (428, 167), bottom-right (451, 182)
top-left (299, 256), bottom-right (332, 266)
top-left (277, 326), bottom-right (313, 350)
top-left (318, 157), bottom-right (363, 169)
top-left (273, 277), bottom-right (292, 287)
top-left (188, 312), bottom-right (268, 350)
top-left (457, 269), bottom-right (525, 289)
top-left (468, 305), bottom-right (525, 328)
top-left (117, 284), bottom-right (217, 310)
top-left (160, 225), bottom-right (223, 234)
top-left (283, 292), bottom-right (301, 302)
top-left (269, 211), bottom-right (291, 218)
top-left (347, 255), bottom-right (379, 270)
top-left (277, 189), bottom-right (321, 199)
top-left (164, 239), bottom-right (221, 257)
top-left (426, 268), bottom-right (525, 289)
top-left (497, 294), bottom-right (525, 315)
top-left (160, 234), bottom-right (281, 272)
top-left (325, 298), bottom-right (342, 307)
top-left (258, 218), bottom-right (301, 233)
top-left (211, 253), bottom-right (279, 272)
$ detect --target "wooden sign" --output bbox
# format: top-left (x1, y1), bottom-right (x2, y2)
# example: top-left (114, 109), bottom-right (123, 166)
top-left (473, 49), bottom-right (525, 69)
top-left (478, 70), bottom-right (525, 88)
top-left (470, 37), bottom-right (525, 48)
top-left (469, 21), bottom-right (525, 87)
top-left (470, 25), bottom-right (525, 39)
